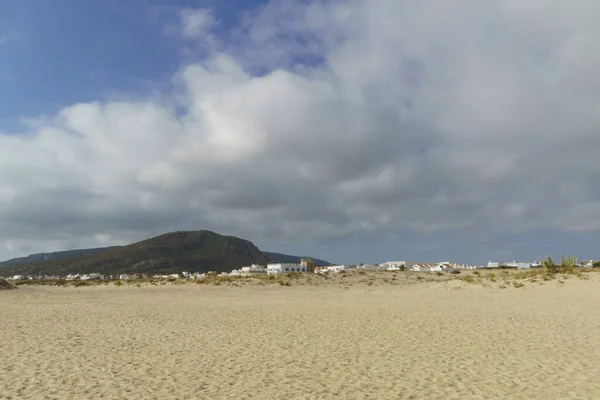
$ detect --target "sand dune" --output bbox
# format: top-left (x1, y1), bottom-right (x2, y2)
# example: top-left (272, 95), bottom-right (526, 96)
top-left (2, 276), bottom-right (600, 399)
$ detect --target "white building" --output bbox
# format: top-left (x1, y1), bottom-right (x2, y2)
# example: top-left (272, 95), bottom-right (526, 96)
top-left (438, 262), bottom-right (456, 272)
top-left (266, 263), bottom-right (307, 274)
top-left (236, 264), bottom-right (267, 276)
top-left (381, 261), bottom-right (405, 269)
top-left (326, 265), bottom-right (347, 273)
top-left (357, 264), bottom-right (388, 271)
top-left (411, 264), bottom-right (435, 272)
top-left (80, 273), bottom-right (104, 281)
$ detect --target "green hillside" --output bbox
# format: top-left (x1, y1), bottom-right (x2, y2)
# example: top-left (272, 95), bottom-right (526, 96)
top-left (0, 247), bottom-right (119, 267)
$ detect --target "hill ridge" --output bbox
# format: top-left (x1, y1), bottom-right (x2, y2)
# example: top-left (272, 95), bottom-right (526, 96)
top-left (0, 230), bottom-right (330, 276)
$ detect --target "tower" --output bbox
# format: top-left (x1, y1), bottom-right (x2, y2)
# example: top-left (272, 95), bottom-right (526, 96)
top-left (301, 258), bottom-right (316, 273)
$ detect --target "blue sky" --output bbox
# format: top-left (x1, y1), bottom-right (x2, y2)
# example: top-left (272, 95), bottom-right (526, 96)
top-left (0, 0), bottom-right (264, 131)
top-left (0, 0), bottom-right (599, 265)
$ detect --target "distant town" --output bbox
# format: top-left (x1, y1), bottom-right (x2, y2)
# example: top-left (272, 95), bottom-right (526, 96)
top-left (2, 258), bottom-right (598, 282)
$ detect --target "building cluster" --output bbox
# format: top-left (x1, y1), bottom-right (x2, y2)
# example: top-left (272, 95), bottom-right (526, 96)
top-left (487, 259), bottom-right (595, 269)
top-left (3, 272), bottom-right (209, 281)
top-left (3, 258), bottom-right (596, 282)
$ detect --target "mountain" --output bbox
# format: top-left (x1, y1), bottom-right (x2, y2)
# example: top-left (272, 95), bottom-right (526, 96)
top-left (0, 230), bottom-right (330, 276)
top-left (0, 247), bottom-right (119, 267)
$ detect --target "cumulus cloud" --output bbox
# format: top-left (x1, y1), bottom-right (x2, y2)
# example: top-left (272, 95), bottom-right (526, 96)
top-left (1, 0), bottom-right (600, 258)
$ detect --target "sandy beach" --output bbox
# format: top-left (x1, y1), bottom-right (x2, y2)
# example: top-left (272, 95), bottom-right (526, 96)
top-left (2, 274), bottom-right (600, 399)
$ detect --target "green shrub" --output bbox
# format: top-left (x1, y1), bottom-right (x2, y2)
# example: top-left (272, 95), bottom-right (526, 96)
top-left (542, 255), bottom-right (557, 273)
top-left (542, 254), bottom-right (577, 274)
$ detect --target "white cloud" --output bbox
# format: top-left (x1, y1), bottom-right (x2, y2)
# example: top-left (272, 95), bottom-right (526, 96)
top-left (1, 0), bottom-right (600, 258)
top-left (180, 8), bottom-right (217, 39)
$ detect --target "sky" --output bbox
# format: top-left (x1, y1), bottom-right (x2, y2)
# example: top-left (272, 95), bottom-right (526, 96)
top-left (1, 0), bottom-right (600, 265)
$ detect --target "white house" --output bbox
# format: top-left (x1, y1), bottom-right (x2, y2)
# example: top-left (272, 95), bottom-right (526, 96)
top-left (326, 265), bottom-right (347, 273)
top-left (80, 273), bottom-right (104, 281)
top-left (267, 263), bottom-right (307, 274)
top-left (381, 261), bottom-right (406, 270)
top-left (411, 264), bottom-right (435, 272)
top-left (241, 264), bottom-right (267, 276)
top-left (230, 265), bottom-right (267, 276)
top-left (357, 264), bottom-right (387, 271)
top-left (531, 261), bottom-right (542, 268)
top-left (487, 261), bottom-right (500, 268)
top-left (438, 262), bottom-right (456, 272)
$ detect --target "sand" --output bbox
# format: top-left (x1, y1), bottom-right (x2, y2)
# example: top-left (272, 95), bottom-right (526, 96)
top-left (2, 275), bottom-right (600, 399)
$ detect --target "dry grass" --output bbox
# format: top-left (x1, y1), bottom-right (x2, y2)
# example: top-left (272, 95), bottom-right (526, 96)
top-left (5, 269), bottom-right (598, 291)
top-left (0, 278), bottom-right (16, 290)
